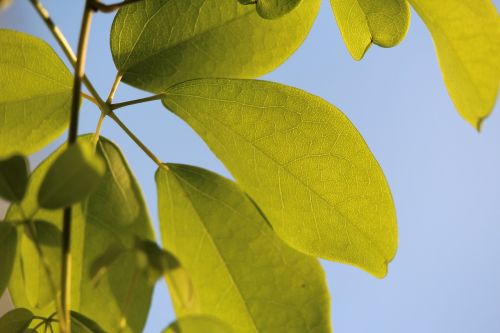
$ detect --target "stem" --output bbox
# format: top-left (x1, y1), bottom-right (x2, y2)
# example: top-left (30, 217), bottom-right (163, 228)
top-left (81, 92), bottom-right (98, 106)
top-left (108, 112), bottom-right (164, 167)
top-left (62, 2), bottom-right (94, 332)
top-left (111, 93), bottom-right (166, 110)
top-left (106, 73), bottom-right (123, 104)
top-left (29, 0), bottom-right (105, 107)
top-left (92, 112), bottom-right (106, 147)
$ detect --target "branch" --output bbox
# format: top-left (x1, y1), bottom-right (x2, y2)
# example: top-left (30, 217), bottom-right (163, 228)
top-left (110, 93), bottom-right (166, 110)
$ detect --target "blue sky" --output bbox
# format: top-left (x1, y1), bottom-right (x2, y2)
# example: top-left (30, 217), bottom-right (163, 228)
top-left (1, 1), bottom-right (500, 332)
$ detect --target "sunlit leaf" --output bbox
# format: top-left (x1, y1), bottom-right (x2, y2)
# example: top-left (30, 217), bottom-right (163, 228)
top-left (7, 136), bottom-right (155, 333)
top-left (134, 238), bottom-right (181, 284)
top-left (0, 155), bottom-right (29, 202)
top-left (38, 142), bottom-right (105, 209)
top-left (329, 0), bottom-right (410, 60)
top-left (238, 0), bottom-right (302, 19)
top-left (162, 79), bottom-right (397, 278)
top-left (408, 0), bottom-right (500, 129)
top-left (0, 30), bottom-right (72, 158)
top-left (156, 164), bottom-right (331, 332)
top-left (163, 315), bottom-right (233, 333)
top-left (0, 222), bottom-right (17, 296)
top-left (0, 308), bottom-right (33, 333)
top-left (89, 243), bottom-right (127, 286)
top-left (110, 0), bottom-right (320, 92)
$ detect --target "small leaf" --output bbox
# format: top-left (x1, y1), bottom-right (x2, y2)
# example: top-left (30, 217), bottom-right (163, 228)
top-left (163, 316), bottom-right (233, 333)
top-left (0, 155), bottom-right (29, 202)
top-left (26, 220), bottom-right (62, 247)
top-left (330, 0), bottom-right (410, 60)
top-left (0, 308), bottom-right (34, 333)
top-left (38, 142), bottom-right (105, 209)
top-left (408, 0), bottom-right (500, 129)
top-left (71, 311), bottom-right (106, 333)
top-left (0, 30), bottom-right (72, 158)
top-left (156, 164), bottom-right (331, 332)
top-left (163, 79), bottom-right (397, 278)
top-left (110, 0), bottom-right (320, 92)
top-left (0, 222), bottom-right (17, 296)
top-left (134, 239), bottom-right (181, 284)
top-left (238, 0), bottom-right (302, 19)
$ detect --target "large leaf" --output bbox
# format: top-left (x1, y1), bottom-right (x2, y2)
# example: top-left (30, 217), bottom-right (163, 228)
top-left (329, 0), bottom-right (410, 60)
top-left (38, 142), bottom-right (105, 209)
top-left (0, 222), bottom-right (18, 297)
top-left (7, 136), bottom-right (155, 333)
top-left (238, 0), bottom-right (302, 19)
top-left (163, 316), bottom-right (233, 333)
top-left (0, 308), bottom-right (34, 333)
top-left (110, 0), bottom-right (320, 92)
top-left (156, 164), bottom-right (331, 333)
top-left (0, 30), bottom-right (72, 158)
top-left (0, 155), bottom-right (29, 202)
top-left (162, 79), bottom-right (397, 278)
top-left (408, 0), bottom-right (500, 129)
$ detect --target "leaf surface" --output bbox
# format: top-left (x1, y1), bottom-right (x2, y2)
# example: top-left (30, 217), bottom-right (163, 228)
top-left (329, 0), bottom-right (410, 60)
top-left (0, 155), bottom-right (29, 202)
top-left (71, 311), bottom-right (107, 333)
top-left (110, 0), bottom-right (320, 92)
top-left (156, 164), bottom-right (331, 333)
top-left (0, 222), bottom-right (17, 297)
top-left (238, 0), bottom-right (302, 19)
top-left (7, 136), bottom-right (155, 333)
top-left (0, 308), bottom-right (33, 333)
top-left (408, 0), bottom-right (500, 129)
top-left (163, 315), bottom-right (233, 333)
top-left (0, 30), bottom-right (72, 157)
top-left (162, 79), bottom-right (397, 277)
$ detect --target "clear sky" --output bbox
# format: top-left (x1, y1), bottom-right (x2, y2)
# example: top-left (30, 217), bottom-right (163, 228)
top-left (1, 1), bottom-right (500, 332)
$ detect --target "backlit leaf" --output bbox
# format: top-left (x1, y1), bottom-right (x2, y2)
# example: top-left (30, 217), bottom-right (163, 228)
top-left (163, 315), bottom-right (233, 333)
top-left (71, 311), bottom-right (107, 333)
top-left (408, 0), bottom-right (500, 129)
top-left (329, 0), bottom-right (410, 60)
top-left (156, 164), bottom-right (331, 333)
top-left (0, 308), bottom-right (33, 333)
top-left (0, 155), bottom-right (29, 202)
top-left (0, 30), bottom-right (72, 158)
top-left (110, 0), bottom-right (320, 92)
top-left (238, 0), bottom-right (302, 19)
top-left (7, 136), bottom-right (155, 333)
top-left (162, 79), bottom-right (397, 278)
top-left (0, 222), bottom-right (17, 296)
top-left (38, 142), bottom-right (105, 209)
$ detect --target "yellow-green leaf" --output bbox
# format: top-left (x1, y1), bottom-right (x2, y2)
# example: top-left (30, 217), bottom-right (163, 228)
top-left (329, 0), bottom-right (410, 60)
top-left (408, 0), bottom-right (500, 129)
top-left (238, 0), bottom-right (302, 19)
top-left (0, 30), bottom-right (72, 158)
top-left (162, 79), bottom-right (397, 278)
top-left (7, 136), bottom-right (155, 333)
top-left (163, 316), bottom-right (233, 333)
top-left (110, 0), bottom-right (320, 92)
top-left (0, 222), bottom-right (17, 297)
top-left (156, 164), bottom-right (331, 333)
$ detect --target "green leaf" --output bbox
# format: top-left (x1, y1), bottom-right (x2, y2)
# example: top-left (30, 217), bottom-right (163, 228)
top-left (162, 78), bottom-right (397, 278)
top-left (71, 311), bottom-right (106, 333)
top-left (134, 239), bottom-right (181, 284)
top-left (0, 308), bottom-right (34, 333)
top-left (156, 164), bottom-right (331, 332)
top-left (26, 220), bottom-right (62, 247)
top-left (0, 30), bottom-right (72, 158)
top-left (110, 0), bottom-right (320, 92)
top-left (89, 243), bottom-right (127, 286)
top-left (0, 155), bottom-right (29, 202)
top-left (38, 142), bottom-right (105, 209)
top-left (238, 0), bottom-right (302, 19)
top-left (163, 316), bottom-right (233, 333)
top-left (0, 222), bottom-right (17, 297)
top-left (329, 0), bottom-right (410, 60)
top-left (408, 0), bottom-right (500, 129)
top-left (7, 136), bottom-right (155, 333)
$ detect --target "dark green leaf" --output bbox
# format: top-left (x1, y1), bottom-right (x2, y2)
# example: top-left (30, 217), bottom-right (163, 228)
top-left (26, 220), bottom-right (62, 247)
top-left (0, 222), bottom-right (17, 296)
top-left (156, 164), bottom-right (331, 332)
top-left (0, 308), bottom-right (34, 333)
top-left (0, 30), bottom-right (72, 158)
top-left (134, 238), bottom-right (181, 284)
top-left (71, 311), bottom-right (106, 333)
top-left (0, 155), bottom-right (29, 202)
top-left (163, 316), bottom-right (233, 333)
top-left (110, 0), bottom-right (320, 92)
top-left (38, 142), bottom-right (105, 209)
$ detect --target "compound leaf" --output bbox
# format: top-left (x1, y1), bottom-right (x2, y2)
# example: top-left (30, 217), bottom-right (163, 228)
top-left (162, 79), bottom-right (397, 278)
top-left (408, 0), bottom-right (500, 129)
top-left (0, 222), bottom-right (17, 296)
top-left (0, 155), bottom-right (29, 202)
top-left (110, 0), bottom-right (320, 92)
top-left (163, 316), bottom-right (233, 333)
top-left (7, 136), bottom-right (155, 333)
top-left (0, 30), bottom-right (72, 158)
top-left (329, 0), bottom-right (410, 60)
top-left (156, 164), bottom-right (331, 333)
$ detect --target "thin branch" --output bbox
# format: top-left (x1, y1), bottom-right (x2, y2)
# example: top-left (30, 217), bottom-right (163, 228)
top-left (106, 73), bottom-right (123, 104)
top-left (111, 93), bottom-right (166, 110)
top-left (92, 112), bottom-right (107, 147)
top-left (108, 112), bottom-right (164, 166)
top-left (81, 92), bottom-right (99, 106)
top-left (90, 0), bottom-right (142, 13)
top-left (29, 0), bottom-right (105, 106)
